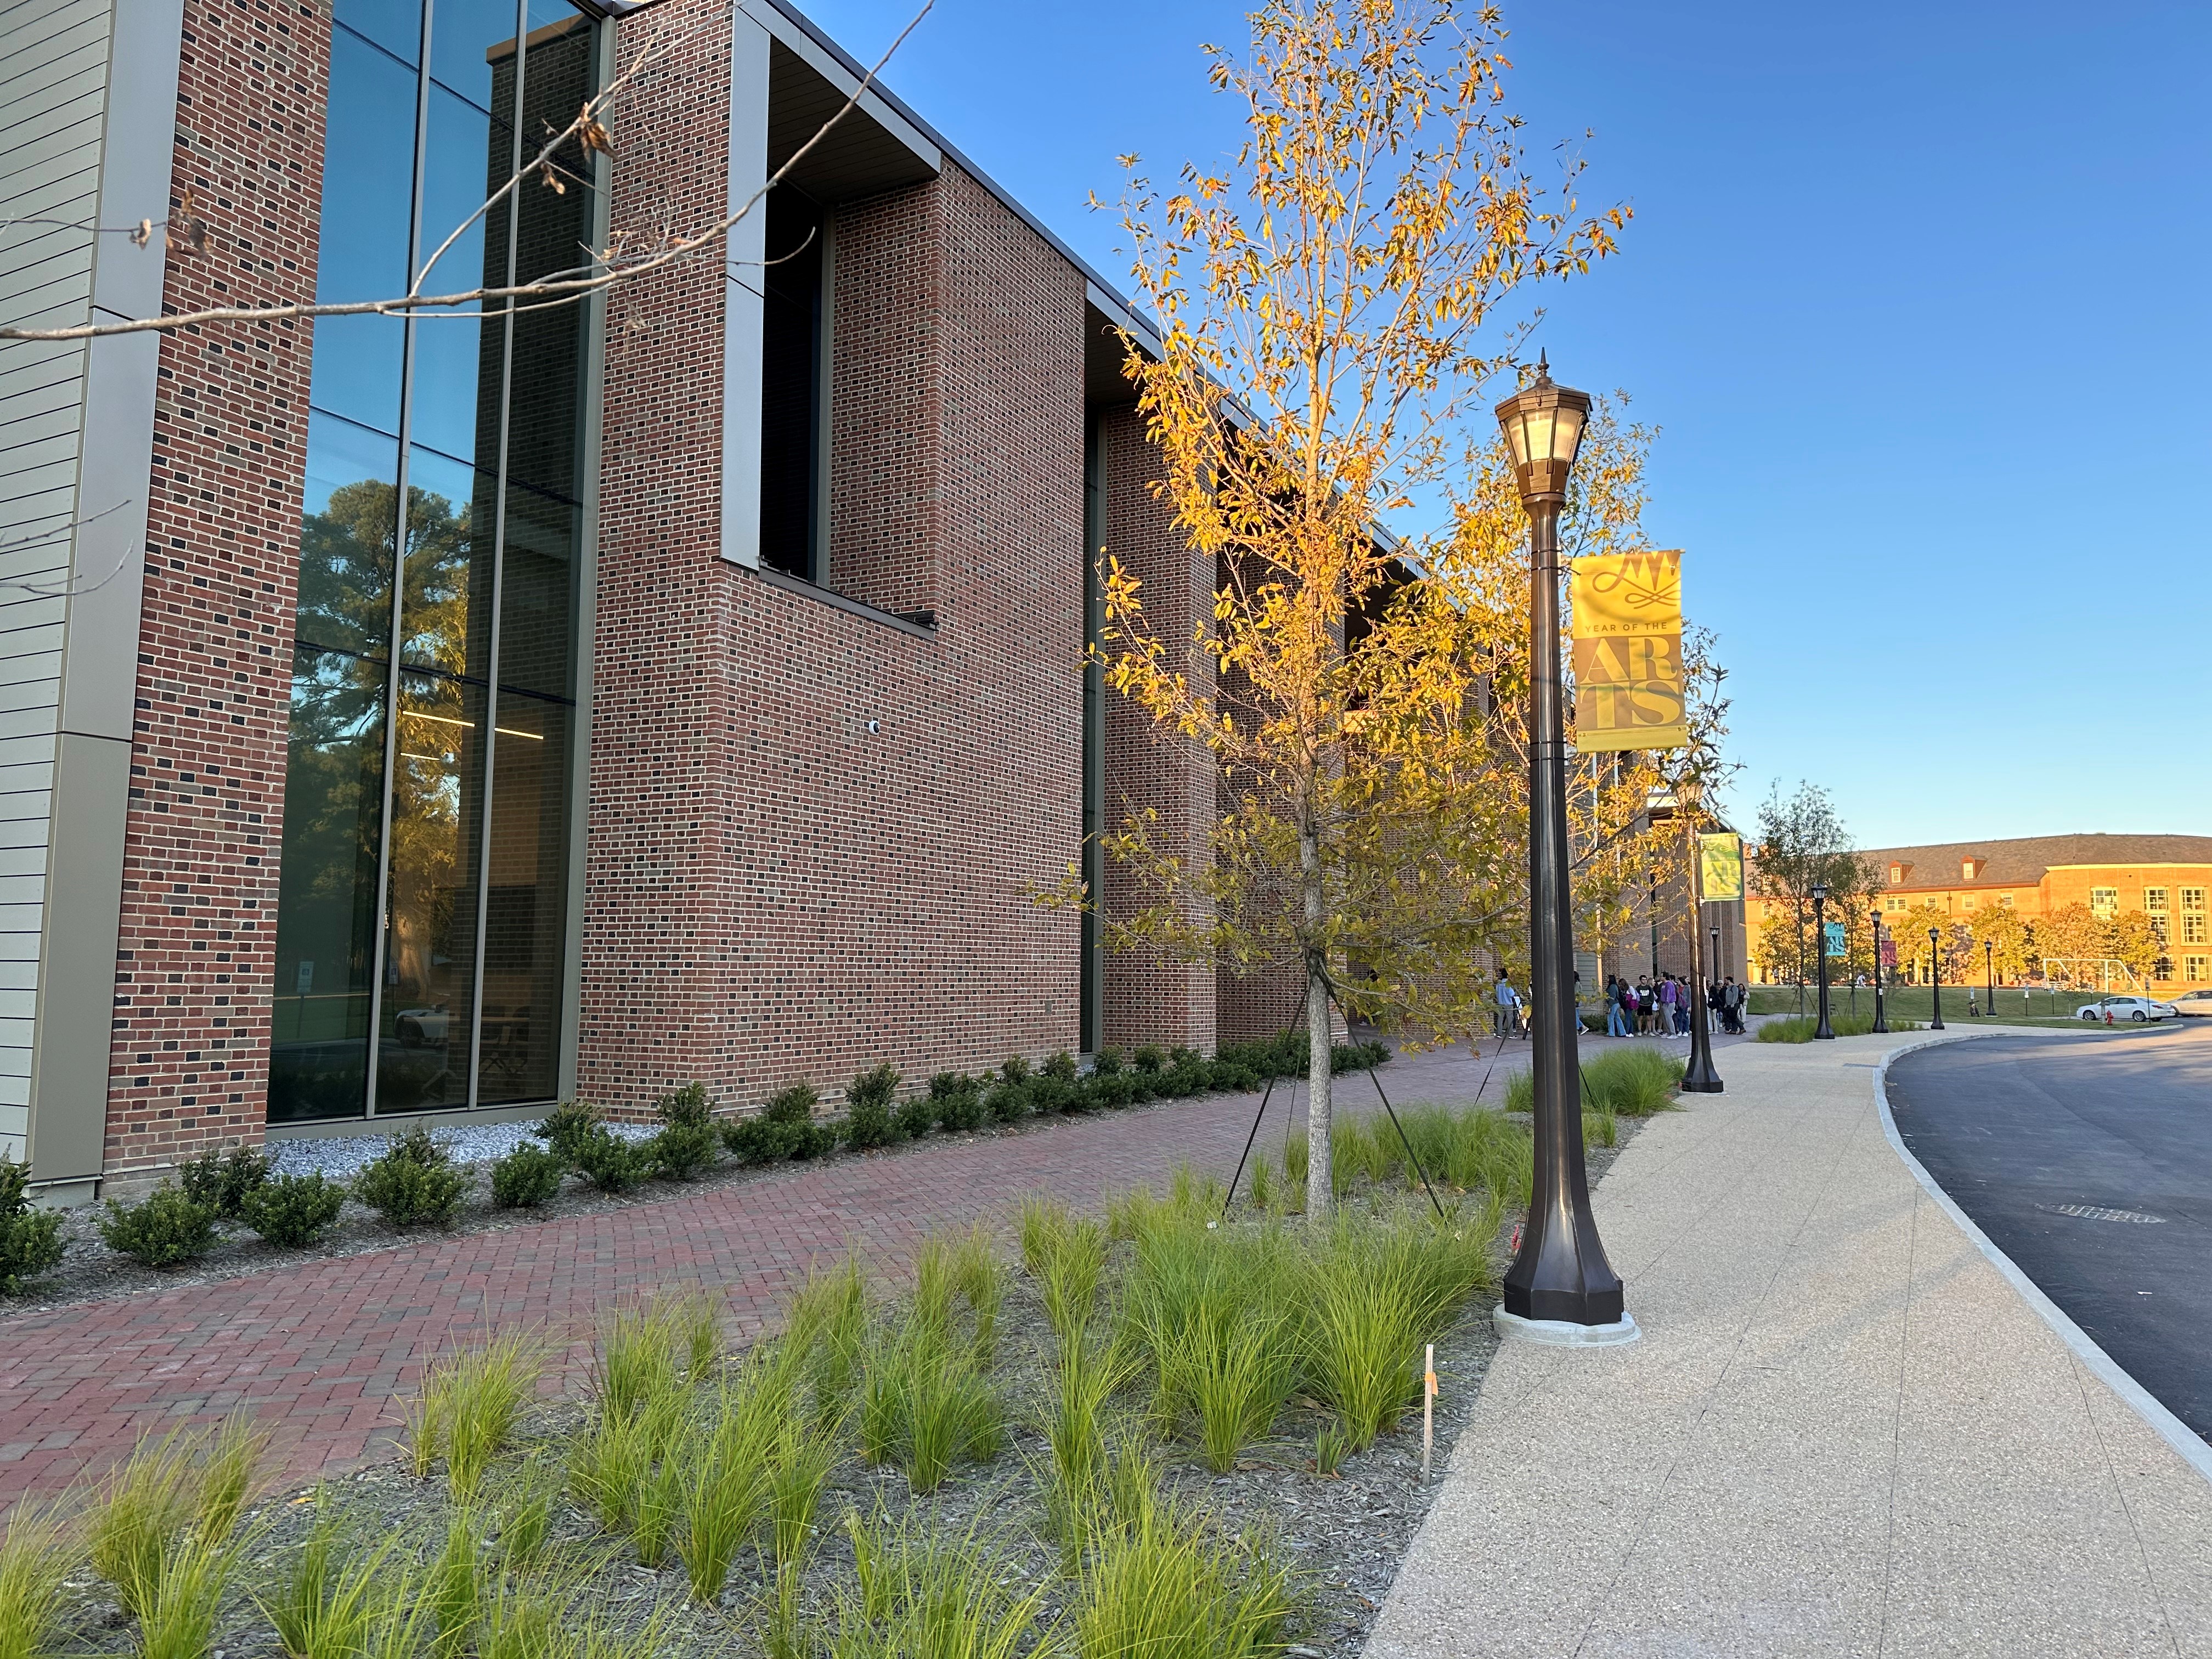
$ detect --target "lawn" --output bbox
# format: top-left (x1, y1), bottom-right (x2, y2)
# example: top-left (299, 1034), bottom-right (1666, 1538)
top-left (1747, 984), bottom-right (2173, 1029)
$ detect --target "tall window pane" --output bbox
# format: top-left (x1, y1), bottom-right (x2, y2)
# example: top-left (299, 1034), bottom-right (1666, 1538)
top-left (409, 82), bottom-right (505, 466)
top-left (478, 694), bottom-right (569, 1104)
top-left (275, 0), bottom-right (593, 1121)
top-left (269, 646), bottom-right (386, 1122)
top-left (379, 668), bottom-right (488, 1110)
top-left (297, 413), bottom-right (399, 653)
top-left (310, 27), bottom-right (418, 439)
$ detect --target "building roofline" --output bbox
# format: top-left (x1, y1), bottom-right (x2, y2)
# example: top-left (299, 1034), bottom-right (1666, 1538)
top-left (749, 0), bottom-right (1165, 360)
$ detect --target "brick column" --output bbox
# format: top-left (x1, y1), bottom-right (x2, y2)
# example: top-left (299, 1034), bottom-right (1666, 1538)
top-left (103, 0), bottom-right (328, 1177)
top-left (1096, 407), bottom-right (1215, 1053)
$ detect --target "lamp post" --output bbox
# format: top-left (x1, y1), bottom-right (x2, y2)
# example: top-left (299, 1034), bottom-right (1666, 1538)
top-left (1493, 356), bottom-right (1631, 1339)
top-left (1810, 881), bottom-right (1835, 1039)
top-left (1680, 804), bottom-right (1723, 1093)
top-left (1870, 909), bottom-right (1889, 1034)
top-left (1985, 939), bottom-right (1995, 1022)
top-left (1929, 927), bottom-right (1946, 1029)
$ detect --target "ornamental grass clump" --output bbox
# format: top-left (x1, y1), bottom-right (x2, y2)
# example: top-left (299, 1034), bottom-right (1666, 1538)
top-left (408, 1330), bottom-right (547, 1500)
top-left (835, 1510), bottom-right (1052, 1659)
top-left (1070, 1471), bottom-right (1297, 1659)
top-left (0, 1154), bottom-right (64, 1295)
top-left (0, 1499), bottom-right (76, 1659)
top-left (672, 1374), bottom-right (779, 1602)
top-left (240, 1171), bottom-right (348, 1246)
top-left (259, 1502), bottom-right (398, 1659)
top-left (1578, 1045), bottom-right (1681, 1115)
top-left (87, 1414), bottom-right (268, 1621)
top-left (1301, 1207), bottom-right (1492, 1450)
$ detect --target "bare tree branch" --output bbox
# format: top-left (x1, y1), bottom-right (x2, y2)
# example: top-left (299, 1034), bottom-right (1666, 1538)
top-left (0, 2), bottom-right (933, 344)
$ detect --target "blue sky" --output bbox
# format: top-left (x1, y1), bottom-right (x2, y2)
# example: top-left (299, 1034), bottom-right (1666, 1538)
top-left (792, 0), bottom-right (2211, 849)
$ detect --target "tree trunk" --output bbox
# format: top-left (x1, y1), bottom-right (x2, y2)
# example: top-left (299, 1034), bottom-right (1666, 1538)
top-left (1302, 825), bottom-right (1333, 1226)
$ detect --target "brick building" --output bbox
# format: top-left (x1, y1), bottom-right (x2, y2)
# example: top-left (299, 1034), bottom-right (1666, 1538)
top-left (1743, 833), bottom-right (2212, 991)
top-left (1, 0), bottom-right (1290, 1200)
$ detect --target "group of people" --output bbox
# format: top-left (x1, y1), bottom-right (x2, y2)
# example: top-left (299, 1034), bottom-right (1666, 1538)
top-left (1600, 971), bottom-right (1750, 1038)
top-left (1488, 967), bottom-right (1751, 1040)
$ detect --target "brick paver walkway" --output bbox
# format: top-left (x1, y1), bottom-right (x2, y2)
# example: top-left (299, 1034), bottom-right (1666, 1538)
top-left (0, 1031), bottom-right (1728, 1504)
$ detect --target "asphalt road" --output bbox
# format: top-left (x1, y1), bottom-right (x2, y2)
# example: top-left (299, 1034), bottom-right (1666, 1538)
top-left (1886, 1023), bottom-right (2212, 1442)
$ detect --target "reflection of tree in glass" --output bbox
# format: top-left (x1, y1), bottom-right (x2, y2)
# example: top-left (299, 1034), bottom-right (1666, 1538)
top-left (289, 479), bottom-right (478, 1011)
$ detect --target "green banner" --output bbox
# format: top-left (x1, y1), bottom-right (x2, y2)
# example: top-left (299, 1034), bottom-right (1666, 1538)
top-left (1698, 833), bottom-right (1742, 902)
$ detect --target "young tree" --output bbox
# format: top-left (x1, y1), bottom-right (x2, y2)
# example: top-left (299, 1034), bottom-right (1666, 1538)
top-left (1746, 782), bottom-right (1875, 1011)
top-left (1094, 0), bottom-right (1627, 1221)
top-left (2038, 904), bottom-right (2111, 988)
top-left (1891, 903), bottom-right (1955, 984)
top-left (2106, 911), bottom-right (2165, 985)
top-left (1966, 903), bottom-right (2035, 983)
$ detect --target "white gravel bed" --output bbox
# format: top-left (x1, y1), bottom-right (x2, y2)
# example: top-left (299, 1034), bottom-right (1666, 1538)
top-left (265, 1115), bottom-right (654, 1180)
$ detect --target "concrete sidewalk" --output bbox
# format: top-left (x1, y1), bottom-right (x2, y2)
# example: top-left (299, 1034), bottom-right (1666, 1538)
top-left (1369, 1029), bottom-right (2212, 1657)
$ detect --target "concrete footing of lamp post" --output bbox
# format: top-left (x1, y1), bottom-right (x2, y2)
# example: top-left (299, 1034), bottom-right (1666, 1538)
top-left (1494, 1307), bottom-right (1642, 1347)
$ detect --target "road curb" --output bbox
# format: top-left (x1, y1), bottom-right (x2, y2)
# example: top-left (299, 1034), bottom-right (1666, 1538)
top-left (1871, 1031), bottom-right (2212, 1487)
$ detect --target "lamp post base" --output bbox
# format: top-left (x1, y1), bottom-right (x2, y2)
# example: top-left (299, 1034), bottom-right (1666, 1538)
top-left (1493, 1306), bottom-right (1642, 1347)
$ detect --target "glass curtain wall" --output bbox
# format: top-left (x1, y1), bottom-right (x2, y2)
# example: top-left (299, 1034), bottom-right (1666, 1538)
top-left (270, 0), bottom-right (599, 1121)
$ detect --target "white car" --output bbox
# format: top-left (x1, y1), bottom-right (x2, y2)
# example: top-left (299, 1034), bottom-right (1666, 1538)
top-left (2074, 995), bottom-right (2178, 1024)
top-left (2170, 989), bottom-right (2212, 1018)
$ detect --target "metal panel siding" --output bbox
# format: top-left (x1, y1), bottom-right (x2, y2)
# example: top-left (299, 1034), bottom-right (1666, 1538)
top-left (0, 0), bottom-right (114, 1183)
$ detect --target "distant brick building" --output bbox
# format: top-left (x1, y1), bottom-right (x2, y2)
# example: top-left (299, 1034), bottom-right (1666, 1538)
top-left (1, 0), bottom-right (1254, 1199)
top-left (1745, 833), bottom-right (2212, 991)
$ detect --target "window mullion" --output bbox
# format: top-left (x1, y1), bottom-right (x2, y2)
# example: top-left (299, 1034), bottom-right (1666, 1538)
top-left (362, 0), bottom-right (437, 1118)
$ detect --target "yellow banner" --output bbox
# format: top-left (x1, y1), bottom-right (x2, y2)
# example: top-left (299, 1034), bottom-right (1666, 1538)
top-left (1699, 833), bottom-right (1743, 902)
top-left (1571, 549), bottom-right (1687, 751)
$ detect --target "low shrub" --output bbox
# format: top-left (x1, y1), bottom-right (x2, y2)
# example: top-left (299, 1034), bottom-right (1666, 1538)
top-left (763, 1082), bottom-right (820, 1125)
top-left (490, 1143), bottom-right (567, 1207)
top-left (1000, 1056), bottom-right (1030, 1085)
top-left (654, 1082), bottom-right (713, 1130)
top-left (534, 1100), bottom-right (603, 1164)
top-left (1043, 1050), bottom-right (1080, 1082)
top-left (984, 1080), bottom-right (1030, 1125)
top-left (240, 1172), bottom-right (348, 1246)
top-left (1092, 1047), bottom-right (1123, 1076)
top-left (893, 1092), bottom-right (937, 1141)
top-left (844, 1064), bottom-right (902, 1152)
top-left (1131, 1044), bottom-right (1165, 1075)
top-left (1027, 1075), bottom-right (1073, 1116)
top-left (572, 1128), bottom-right (653, 1194)
top-left (648, 1122), bottom-right (719, 1181)
top-left (354, 1128), bottom-right (470, 1226)
top-left (1209, 1061), bottom-right (1260, 1093)
top-left (0, 1154), bottom-right (65, 1294)
top-left (99, 1185), bottom-right (218, 1267)
top-left (178, 1143), bottom-right (270, 1220)
top-left (929, 1073), bottom-right (985, 1132)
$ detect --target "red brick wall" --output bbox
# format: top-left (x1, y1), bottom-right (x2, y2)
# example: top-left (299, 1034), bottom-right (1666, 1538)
top-left (828, 183), bottom-right (939, 620)
top-left (583, 32), bottom-right (1085, 1114)
top-left (103, 0), bottom-right (326, 1174)
top-left (1096, 407), bottom-right (1215, 1051)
